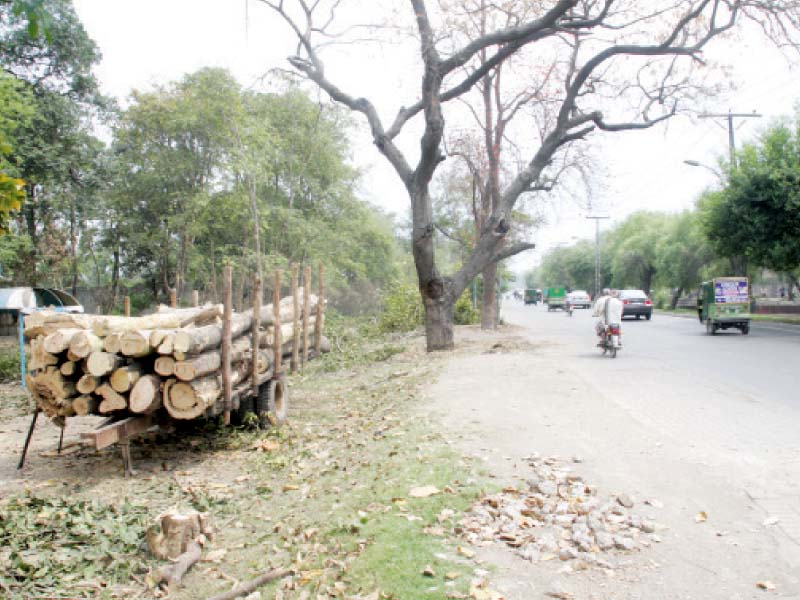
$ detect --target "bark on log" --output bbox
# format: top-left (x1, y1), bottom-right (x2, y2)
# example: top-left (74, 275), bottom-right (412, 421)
top-left (73, 395), bottom-right (98, 416)
top-left (119, 330), bottom-right (154, 357)
top-left (96, 383), bottom-right (127, 413)
top-left (76, 374), bottom-right (101, 394)
top-left (43, 328), bottom-right (82, 354)
top-left (172, 312), bottom-right (251, 355)
top-left (68, 331), bottom-right (104, 358)
top-left (91, 305), bottom-right (222, 337)
top-left (156, 540), bottom-right (202, 588)
top-left (263, 316), bottom-right (317, 347)
top-left (129, 374), bottom-right (162, 413)
top-left (165, 362), bottom-right (249, 419)
top-left (173, 336), bottom-right (252, 381)
top-left (29, 338), bottom-right (59, 371)
top-left (154, 356), bottom-right (176, 376)
top-left (110, 364), bottom-right (144, 392)
top-left (26, 367), bottom-right (76, 416)
top-left (23, 311), bottom-right (100, 338)
top-left (86, 352), bottom-right (125, 377)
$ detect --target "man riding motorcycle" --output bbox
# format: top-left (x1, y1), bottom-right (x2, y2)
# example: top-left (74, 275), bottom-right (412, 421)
top-left (592, 288), bottom-right (623, 346)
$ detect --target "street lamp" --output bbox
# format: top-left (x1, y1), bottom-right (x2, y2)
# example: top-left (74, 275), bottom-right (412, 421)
top-left (683, 159), bottom-right (725, 183)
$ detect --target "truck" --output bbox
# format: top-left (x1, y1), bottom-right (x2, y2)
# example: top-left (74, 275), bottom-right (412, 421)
top-left (697, 276), bottom-right (751, 335)
top-left (544, 286), bottom-right (567, 311)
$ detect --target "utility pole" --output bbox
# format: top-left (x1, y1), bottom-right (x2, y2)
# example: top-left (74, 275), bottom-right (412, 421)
top-left (699, 111), bottom-right (761, 167)
top-left (586, 215), bottom-right (609, 298)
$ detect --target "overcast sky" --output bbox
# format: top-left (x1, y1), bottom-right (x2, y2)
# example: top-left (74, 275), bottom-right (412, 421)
top-left (73, 1), bottom-right (800, 276)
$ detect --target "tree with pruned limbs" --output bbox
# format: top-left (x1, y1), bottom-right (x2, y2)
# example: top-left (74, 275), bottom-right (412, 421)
top-left (264, 0), bottom-right (800, 351)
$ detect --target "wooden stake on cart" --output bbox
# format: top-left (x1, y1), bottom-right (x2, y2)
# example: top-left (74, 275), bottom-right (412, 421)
top-left (315, 263), bottom-right (324, 354)
top-left (251, 274), bottom-right (262, 393)
top-left (222, 266), bottom-right (233, 425)
top-left (192, 289), bottom-right (199, 307)
top-left (290, 265), bottom-right (300, 373)
top-left (273, 270), bottom-right (282, 376)
top-left (302, 266), bottom-right (311, 369)
top-left (170, 288), bottom-right (178, 309)
top-left (124, 296), bottom-right (131, 317)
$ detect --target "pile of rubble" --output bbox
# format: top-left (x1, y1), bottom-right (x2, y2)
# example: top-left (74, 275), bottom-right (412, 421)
top-left (458, 453), bottom-right (663, 572)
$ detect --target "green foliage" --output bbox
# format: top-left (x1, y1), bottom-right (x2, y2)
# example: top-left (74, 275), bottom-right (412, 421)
top-left (454, 289), bottom-right (479, 325)
top-left (0, 493), bottom-right (151, 597)
top-left (701, 118), bottom-right (800, 275)
top-left (378, 281), bottom-right (423, 333)
top-left (0, 345), bottom-right (20, 381)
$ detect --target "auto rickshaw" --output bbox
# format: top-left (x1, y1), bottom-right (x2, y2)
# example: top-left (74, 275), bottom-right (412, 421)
top-left (698, 277), bottom-right (751, 335)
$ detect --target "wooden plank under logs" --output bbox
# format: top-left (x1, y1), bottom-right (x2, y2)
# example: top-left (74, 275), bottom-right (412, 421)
top-left (81, 415), bottom-right (155, 450)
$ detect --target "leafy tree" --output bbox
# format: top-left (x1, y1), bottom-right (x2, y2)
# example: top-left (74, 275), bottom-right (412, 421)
top-left (267, 0), bottom-right (800, 350)
top-left (656, 210), bottom-right (715, 308)
top-left (701, 118), bottom-right (800, 288)
top-left (605, 212), bottom-right (670, 294)
top-left (0, 73), bottom-right (31, 231)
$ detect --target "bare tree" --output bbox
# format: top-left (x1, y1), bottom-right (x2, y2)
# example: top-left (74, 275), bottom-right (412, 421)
top-left (263, 0), bottom-right (800, 351)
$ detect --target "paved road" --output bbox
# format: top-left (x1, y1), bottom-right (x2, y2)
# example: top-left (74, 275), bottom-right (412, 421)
top-left (429, 302), bottom-right (800, 599)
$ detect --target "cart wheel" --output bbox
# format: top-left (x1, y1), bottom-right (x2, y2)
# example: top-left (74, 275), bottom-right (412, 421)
top-left (256, 376), bottom-right (289, 427)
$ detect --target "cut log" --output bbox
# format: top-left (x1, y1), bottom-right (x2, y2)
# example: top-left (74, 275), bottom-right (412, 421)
top-left (66, 348), bottom-right (81, 363)
top-left (154, 355), bottom-right (176, 376)
top-left (149, 329), bottom-right (171, 348)
top-left (59, 360), bottom-right (78, 376)
top-left (119, 330), bottom-right (154, 357)
top-left (29, 338), bottom-right (59, 371)
top-left (165, 362), bottom-right (249, 419)
top-left (68, 331), bottom-right (104, 358)
top-left (76, 374), bottom-right (101, 394)
top-left (172, 312), bottom-right (252, 355)
top-left (157, 334), bottom-right (174, 355)
top-left (73, 395), bottom-right (98, 416)
top-left (86, 352), bottom-right (125, 377)
top-left (146, 508), bottom-right (213, 560)
top-left (263, 315), bottom-right (317, 347)
top-left (110, 364), bottom-right (144, 392)
top-left (92, 305), bottom-right (222, 337)
top-left (129, 374), bottom-right (162, 413)
top-left (23, 310), bottom-right (100, 338)
top-left (43, 328), bottom-right (83, 354)
top-left (26, 367), bottom-right (77, 416)
top-left (96, 383), bottom-right (127, 413)
top-left (103, 332), bottom-right (122, 353)
top-left (173, 336), bottom-right (252, 381)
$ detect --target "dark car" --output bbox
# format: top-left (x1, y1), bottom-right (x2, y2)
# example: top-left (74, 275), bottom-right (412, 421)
top-left (619, 289), bottom-right (653, 320)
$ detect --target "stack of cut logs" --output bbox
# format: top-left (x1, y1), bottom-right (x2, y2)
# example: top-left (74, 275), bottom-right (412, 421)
top-left (24, 288), bottom-right (326, 422)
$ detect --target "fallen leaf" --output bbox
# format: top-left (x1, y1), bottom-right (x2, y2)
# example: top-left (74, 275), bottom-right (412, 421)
top-left (762, 517), bottom-right (779, 526)
top-left (203, 548), bottom-right (228, 563)
top-left (756, 581), bottom-right (776, 591)
top-left (457, 546), bottom-right (475, 559)
top-left (445, 572), bottom-right (459, 580)
top-left (283, 484), bottom-right (299, 492)
top-left (422, 565), bottom-right (435, 577)
top-left (695, 511), bottom-right (708, 523)
top-left (409, 485), bottom-right (440, 498)
top-left (234, 475), bottom-right (251, 483)
top-left (545, 592), bottom-right (574, 599)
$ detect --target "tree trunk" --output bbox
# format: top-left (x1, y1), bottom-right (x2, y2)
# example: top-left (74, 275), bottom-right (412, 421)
top-left (154, 356), bottom-right (176, 377)
top-left (69, 331), bottom-right (103, 359)
top-left (76, 374), bottom-right (101, 394)
top-left (422, 290), bottom-right (455, 351)
top-left (86, 351), bottom-right (125, 377)
top-left (480, 263), bottom-right (498, 330)
top-left (96, 383), bottom-right (127, 413)
top-left (670, 286), bottom-right (684, 310)
top-left (43, 328), bottom-right (83, 354)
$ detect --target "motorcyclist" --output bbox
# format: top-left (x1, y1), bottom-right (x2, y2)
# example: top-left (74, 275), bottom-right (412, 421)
top-left (593, 288), bottom-right (624, 345)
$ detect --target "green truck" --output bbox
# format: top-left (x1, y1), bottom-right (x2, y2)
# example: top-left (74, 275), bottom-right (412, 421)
top-left (697, 277), bottom-right (751, 335)
top-left (544, 286), bottom-right (567, 311)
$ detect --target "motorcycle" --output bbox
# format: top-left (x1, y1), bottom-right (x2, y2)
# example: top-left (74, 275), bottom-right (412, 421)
top-left (599, 323), bottom-right (622, 358)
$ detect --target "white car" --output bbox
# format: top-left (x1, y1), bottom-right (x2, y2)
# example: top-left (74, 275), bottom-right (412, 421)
top-left (566, 290), bottom-right (592, 309)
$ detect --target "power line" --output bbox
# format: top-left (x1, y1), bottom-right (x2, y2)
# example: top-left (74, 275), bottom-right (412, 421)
top-left (699, 111), bottom-right (762, 166)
